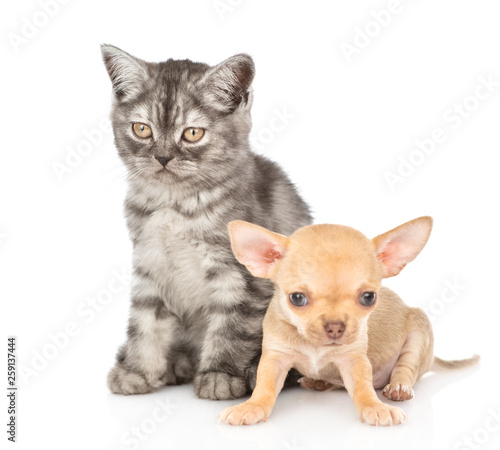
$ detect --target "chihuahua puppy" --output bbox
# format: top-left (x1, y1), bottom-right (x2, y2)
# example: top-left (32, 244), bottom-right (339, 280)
top-left (219, 217), bottom-right (478, 426)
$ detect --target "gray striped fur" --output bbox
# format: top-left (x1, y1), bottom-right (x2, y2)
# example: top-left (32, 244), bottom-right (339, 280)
top-left (101, 45), bottom-right (312, 399)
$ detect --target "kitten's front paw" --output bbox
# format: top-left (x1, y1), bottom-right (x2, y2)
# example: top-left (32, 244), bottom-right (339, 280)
top-left (194, 371), bottom-right (247, 400)
top-left (107, 362), bottom-right (165, 395)
top-left (358, 402), bottom-right (406, 426)
top-left (218, 402), bottom-right (269, 425)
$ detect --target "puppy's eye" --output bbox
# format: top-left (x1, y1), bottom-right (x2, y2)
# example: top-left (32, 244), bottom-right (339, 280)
top-left (289, 293), bottom-right (307, 307)
top-left (183, 127), bottom-right (205, 142)
top-left (132, 123), bottom-right (152, 139)
top-left (360, 292), bottom-right (377, 307)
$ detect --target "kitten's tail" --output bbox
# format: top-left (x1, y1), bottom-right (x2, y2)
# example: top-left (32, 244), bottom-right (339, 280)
top-left (431, 354), bottom-right (480, 371)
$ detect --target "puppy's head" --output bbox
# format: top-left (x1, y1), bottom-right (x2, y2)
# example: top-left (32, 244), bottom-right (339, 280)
top-left (228, 217), bottom-right (432, 347)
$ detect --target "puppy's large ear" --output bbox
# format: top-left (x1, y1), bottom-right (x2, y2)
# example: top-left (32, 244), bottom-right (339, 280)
top-left (202, 54), bottom-right (255, 112)
top-left (372, 216), bottom-right (433, 278)
top-left (101, 44), bottom-right (148, 99)
top-left (228, 220), bottom-right (289, 278)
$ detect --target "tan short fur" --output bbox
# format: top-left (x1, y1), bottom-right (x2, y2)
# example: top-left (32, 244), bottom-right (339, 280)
top-left (219, 218), bottom-right (478, 426)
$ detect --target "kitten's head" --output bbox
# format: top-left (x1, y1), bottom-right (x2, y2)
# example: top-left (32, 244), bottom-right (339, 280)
top-left (101, 45), bottom-right (255, 189)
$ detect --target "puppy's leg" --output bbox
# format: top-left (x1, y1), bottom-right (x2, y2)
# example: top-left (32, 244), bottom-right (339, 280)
top-left (339, 353), bottom-right (406, 426)
top-left (218, 351), bottom-right (291, 425)
top-left (383, 309), bottom-right (434, 401)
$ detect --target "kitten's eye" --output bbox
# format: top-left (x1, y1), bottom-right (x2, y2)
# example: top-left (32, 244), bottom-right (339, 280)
top-left (360, 292), bottom-right (377, 307)
top-left (132, 123), bottom-right (152, 139)
top-left (183, 128), bottom-right (205, 143)
top-left (289, 293), bottom-right (307, 307)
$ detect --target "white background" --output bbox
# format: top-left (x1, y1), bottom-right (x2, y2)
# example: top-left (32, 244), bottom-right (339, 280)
top-left (1, 0), bottom-right (499, 449)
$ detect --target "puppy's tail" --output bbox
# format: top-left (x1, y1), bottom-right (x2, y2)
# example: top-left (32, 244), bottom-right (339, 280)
top-left (431, 354), bottom-right (480, 371)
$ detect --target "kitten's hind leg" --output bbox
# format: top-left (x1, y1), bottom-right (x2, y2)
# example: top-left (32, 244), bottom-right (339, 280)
top-left (108, 273), bottom-right (178, 395)
top-left (382, 309), bottom-right (434, 401)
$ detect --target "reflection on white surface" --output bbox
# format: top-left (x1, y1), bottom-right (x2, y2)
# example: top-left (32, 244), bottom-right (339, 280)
top-left (80, 363), bottom-right (486, 450)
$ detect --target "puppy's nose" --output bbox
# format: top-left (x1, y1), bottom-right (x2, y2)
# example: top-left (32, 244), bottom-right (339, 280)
top-left (154, 155), bottom-right (171, 167)
top-left (324, 321), bottom-right (345, 339)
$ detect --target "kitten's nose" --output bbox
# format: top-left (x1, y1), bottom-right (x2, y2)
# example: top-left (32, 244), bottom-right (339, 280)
top-left (324, 321), bottom-right (345, 339)
top-left (154, 155), bottom-right (171, 167)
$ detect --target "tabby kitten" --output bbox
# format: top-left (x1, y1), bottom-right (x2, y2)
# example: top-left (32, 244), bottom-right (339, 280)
top-left (101, 45), bottom-right (312, 399)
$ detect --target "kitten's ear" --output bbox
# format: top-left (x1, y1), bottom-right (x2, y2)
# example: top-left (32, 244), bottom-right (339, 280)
top-left (202, 54), bottom-right (255, 112)
top-left (372, 216), bottom-right (433, 278)
top-left (101, 44), bottom-right (148, 98)
top-left (228, 220), bottom-right (289, 279)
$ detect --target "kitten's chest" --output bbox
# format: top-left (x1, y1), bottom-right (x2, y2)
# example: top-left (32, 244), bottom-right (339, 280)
top-left (139, 208), bottom-right (207, 270)
top-left (134, 208), bottom-right (227, 304)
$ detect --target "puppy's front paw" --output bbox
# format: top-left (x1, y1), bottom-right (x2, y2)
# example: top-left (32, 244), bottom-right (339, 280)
top-left (298, 377), bottom-right (335, 392)
top-left (218, 403), bottom-right (269, 425)
top-left (107, 362), bottom-right (165, 395)
top-left (359, 402), bottom-right (406, 426)
top-left (382, 383), bottom-right (414, 401)
top-left (194, 371), bottom-right (247, 400)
